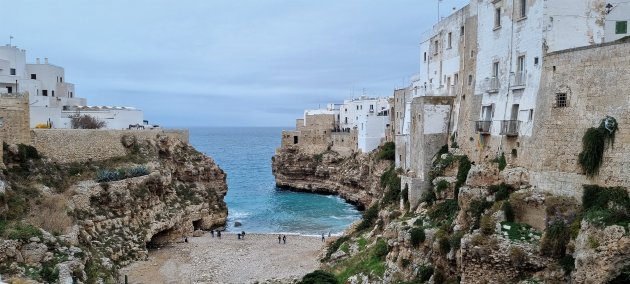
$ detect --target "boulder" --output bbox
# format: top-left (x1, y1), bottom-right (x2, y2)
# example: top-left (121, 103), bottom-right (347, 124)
top-left (465, 163), bottom-right (501, 187)
top-left (20, 242), bottom-right (48, 264)
top-left (193, 230), bottom-right (204, 237)
top-left (500, 167), bottom-right (530, 188)
top-left (234, 221), bottom-right (242, 227)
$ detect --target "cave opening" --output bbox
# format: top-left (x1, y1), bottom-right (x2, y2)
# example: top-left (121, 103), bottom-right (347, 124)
top-left (192, 219), bottom-right (203, 231)
top-left (146, 227), bottom-right (176, 250)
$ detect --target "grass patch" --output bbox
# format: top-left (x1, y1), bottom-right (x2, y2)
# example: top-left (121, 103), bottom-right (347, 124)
top-left (428, 200), bottom-right (459, 226)
top-left (410, 227), bottom-right (425, 247)
top-left (324, 235), bottom-right (351, 261)
top-left (334, 239), bottom-right (388, 283)
top-left (489, 183), bottom-right (513, 201)
top-left (469, 199), bottom-right (493, 229)
top-left (500, 221), bottom-right (541, 243)
top-left (356, 205), bottom-right (379, 231)
top-left (582, 185), bottom-right (630, 227)
top-left (5, 222), bottom-right (43, 241)
top-left (435, 180), bottom-right (449, 193)
top-left (381, 166), bottom-right (401, 206)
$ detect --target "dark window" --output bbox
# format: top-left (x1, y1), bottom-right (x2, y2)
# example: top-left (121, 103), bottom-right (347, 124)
top-left (52, 90), bottom-right (55, 97)
top-left (424, 52), bottom-right (427, 62)
top-left (7, 86), bottom-right (12, 93)
top-left (534, 57), bottom-right (539, 65)
top-left (10, 68), bottom-right (16, 75)
top-left (520, 0), bottom-right (527, 18)
top-left (31, 74), bottom-right (37, 79)
top-left (293, 136), bottom-right (298, 144)
top-left (495, 8), bottom-right (501, 28)
top-left (616, 21), bottom-right (628, 34)
top-left (42, 90), bottom-right (48, 96)
top-left (60, 77), bottom-right (63, 83)
top-left (460, 26), bottom-right (465, 36)
top-left (555, 93), bottom-right (567, 108)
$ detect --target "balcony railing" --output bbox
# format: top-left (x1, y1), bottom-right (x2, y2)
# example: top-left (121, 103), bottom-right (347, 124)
top-left (487, 77), bottom-right (500, 92)
top-left (500, 120), bottom-right (521, 136)
top-left (475, 121), bottom-right (492, 134)
top-left (512, 72), bottom-right (526, 88)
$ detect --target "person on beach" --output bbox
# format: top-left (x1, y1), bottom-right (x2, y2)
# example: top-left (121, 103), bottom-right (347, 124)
top-left (328, 231), bottom-right (331, 238)
top-left (210, 230), bottom-right (214, 237)
top-left (217, 231), bottom-right (221, 239)
top-left (241, 231), bottom-right (245, 239)
top-left (237, 233), bottom-right (241, 239)
top-left (283, 235), bottom-right (286, 244)
top-left (184, 237), bottom-right (188, 243)
top-left (278, 235), bottom-right (281, 244)
top-left (321, 233), bottom-right (325, 242)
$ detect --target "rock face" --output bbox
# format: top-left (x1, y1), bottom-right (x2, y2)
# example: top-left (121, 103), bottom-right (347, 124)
top-left (272, 145), bottom-right (391, 208)
top-left (71, 134), bottom-right (228, 265)
top-left (0, 134), bottom-right (228, 282)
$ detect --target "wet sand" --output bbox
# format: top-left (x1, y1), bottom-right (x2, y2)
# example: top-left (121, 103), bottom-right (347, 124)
top-left (121, 233), bottom-right (326, 284)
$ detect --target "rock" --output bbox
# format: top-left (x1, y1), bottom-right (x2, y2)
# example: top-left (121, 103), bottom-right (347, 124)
top-left (20, 242), bottom-right (48, 264)
top-left (500, 167), bottom-right (530, 188)
top-left (193, 230), bottom-right (204, 237)
top-left (234, 221), bottom-right (242, 227)
top-left (466, 163), bottom-right (501, 187)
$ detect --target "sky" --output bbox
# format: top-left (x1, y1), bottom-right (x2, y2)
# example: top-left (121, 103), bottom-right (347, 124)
top-left (2, 0), bottom-right (469, 127)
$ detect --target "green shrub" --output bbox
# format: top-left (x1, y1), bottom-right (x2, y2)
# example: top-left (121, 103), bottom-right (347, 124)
top-left (541, 221), bottom-right (570, 258)
top-left (559, 255), bottom-right (575, 274)
top-left (18, 144), bottom-right (40, 160)
top-left (313, 153), bottom-right (324, 162)
top-left (609, 265), bottom-right (630, 284)
top-left (410, 227), bottom-right (426, 247)
top-left (578, 116), bottom-right (618, 177)
top-left (401, 185), bottom-right (410, 211)
top-left (417, 265), bottom-right (434, 282)
top-left (469, 199), bottom-right (493, 229)
top-left (96, 166), bottom-right (150, 183)
top-left (438, 236), bottom-right (451, 254)
top-left (500, 221), bottom-right (541, 242)
top-left (300, 270), bottom-right (338, 284)
top-left (41, 261), bottom-right (60, 283)
top-left (381, 166), bottom-right (401, 206)
top-left (8, 223), bottom-right (43, 241)
top-left (371, 239), bottom-right (388, 260)
top-left (413, 218), bottom-right (423, 227)
top-left (582, 185), bottom-right (630, 226)
top-left (497, 152), bottom-right (507, 171)
top-left (489, 183), bottom-right (513, 201)
top-left (377, 142), bottom-right (395, 160)
top-left (324, 235), bottom-right (351, 261)
top-left (421, 189), bottom-right (437, 205)
top-left (436, 180), bottom-right (449, 193)
top-left (356, 205), bottom-right (379, 231)
top-left (428, 200), bottom-right (459, 226)
top-left (455, 156), bottom-right (472, 198)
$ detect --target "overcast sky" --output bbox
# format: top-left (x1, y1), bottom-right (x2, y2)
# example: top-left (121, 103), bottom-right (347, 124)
top-left (2, 0), bottom-right (468, 127)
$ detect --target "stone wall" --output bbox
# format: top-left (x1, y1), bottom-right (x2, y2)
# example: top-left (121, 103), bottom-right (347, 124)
top-left (0, 94), bottom-right (30, 145)
top-left (280, 114), bottom-right (356, 156)
top-left (517, 41), bottom-right (630, 198)
top-left (31, 129), bottom-right (189, 163)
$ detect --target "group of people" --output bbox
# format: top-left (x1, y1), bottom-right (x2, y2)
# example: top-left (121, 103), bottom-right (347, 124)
top-left (277, 235), bottom-right (287, 244)
top-left (210, 230), bottom-right (222, 239)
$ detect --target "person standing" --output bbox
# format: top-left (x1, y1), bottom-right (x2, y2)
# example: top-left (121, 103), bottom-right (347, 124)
top-left (210, 230), bottom-right (214, 238)
top-left (283, 235), bottom-right (286, 244)
top-left (217, 231), bottom-right (221, 239)
top-left (321, 233), bottom-right (325, 242)
top-left (241, 231), bottom-right (246, 239)
top-left (278, 235), bottom-right (281, 244)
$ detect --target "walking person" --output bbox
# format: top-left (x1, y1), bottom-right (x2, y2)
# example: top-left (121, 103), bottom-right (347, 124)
top-left (321, 233), bottom-right (325, 242)
top-left (241, 231), bottom-right (246, 239)
top-left (278, 235), bottom-right (281, 244)
top-left (283, 235), bottom-right (286, 244)
top-left (210, 230), bottom-right (214, 238)
top-left (217, 230), bottom-right (221, 239)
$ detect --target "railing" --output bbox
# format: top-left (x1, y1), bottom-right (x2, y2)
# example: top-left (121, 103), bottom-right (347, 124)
top-left (487, 77), bottom-right (500, 92)
top-left (500, 120), bottom-right (521, 136)
top-left (475, 121), bottom-right (492, 134)
top-left (512, 72), bottom-right (526, 87)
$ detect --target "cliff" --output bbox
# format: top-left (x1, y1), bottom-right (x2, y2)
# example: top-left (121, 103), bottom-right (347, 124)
top-left (0, 133), bottom-right (227, 283)
top-left (274, 143), bottom-right (629, 284)
top-left (272, 145), bottom-right (392, 208)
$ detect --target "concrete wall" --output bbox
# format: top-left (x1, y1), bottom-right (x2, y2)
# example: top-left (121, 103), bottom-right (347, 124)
top-left (31, 129), bottom-right (189, 163)
top-left (0, 94), bottom-right (31, 145)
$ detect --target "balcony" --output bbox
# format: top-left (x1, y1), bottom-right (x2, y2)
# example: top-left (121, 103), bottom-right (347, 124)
top-left (486, 77), bottom-right (500, 92)
top-left (475, 121), bottom-right (492, 134)
top-left (511, 72), bottom-right (526, 88)
top-left (500, 120), bottom-right (521, 136)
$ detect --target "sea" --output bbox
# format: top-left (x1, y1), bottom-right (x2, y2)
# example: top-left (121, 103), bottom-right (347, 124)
top-left (188, 127), bottom-right (361, 235)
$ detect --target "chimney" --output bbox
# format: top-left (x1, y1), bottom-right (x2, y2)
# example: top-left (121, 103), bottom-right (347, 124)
top-left (36, 58), bottom-right (40, 64)
top-left (44, 58), bottom-right (48, 64)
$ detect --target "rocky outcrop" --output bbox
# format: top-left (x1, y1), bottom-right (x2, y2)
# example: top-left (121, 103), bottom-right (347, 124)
top-left (0, 133), bottom-right (228, 283)
top-left (272, 146), bottom-right (391, 208)
top-left (573, 222), bottom-right (630, 283)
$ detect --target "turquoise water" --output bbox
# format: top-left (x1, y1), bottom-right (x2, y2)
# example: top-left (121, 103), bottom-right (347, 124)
top-left (188, 127), bottom-right (361, 235)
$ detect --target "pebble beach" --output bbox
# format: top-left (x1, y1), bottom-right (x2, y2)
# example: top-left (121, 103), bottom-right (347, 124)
top-left (121, 233), bottom-right (327, 284)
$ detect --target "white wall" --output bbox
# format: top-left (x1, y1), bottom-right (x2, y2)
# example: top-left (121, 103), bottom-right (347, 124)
top-left (604, 2), bottom-right (630, 42)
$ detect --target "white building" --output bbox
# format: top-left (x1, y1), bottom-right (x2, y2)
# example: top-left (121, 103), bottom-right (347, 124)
top-left (0, 44), bottom-right (144, 129)
top-left (339, 96), bottom-right (390, 153)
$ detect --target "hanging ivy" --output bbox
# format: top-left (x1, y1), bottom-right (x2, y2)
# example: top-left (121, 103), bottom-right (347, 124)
top-left (578, 116), bottom-right (618, 177)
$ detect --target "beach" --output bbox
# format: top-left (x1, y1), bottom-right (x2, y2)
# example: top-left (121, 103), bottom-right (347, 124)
top-left (121, 233), bottom-right (327, 284)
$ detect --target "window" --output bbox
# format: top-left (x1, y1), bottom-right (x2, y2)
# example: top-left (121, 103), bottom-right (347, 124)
top-left (70, 92), bottom-right (73, 98)
top-left (481, 105), bottom-right (494, 120)
top-left (534, 57), bottom-right (539, 65)
top-left (434, 40), bottom-right (439, 55)
top-left (616, 21), bottom-right (628, 34)
top-left (10, 68), bottom-right (16, 75)
top-left (42, 90), bottom-right (48, 96)
top-left (460, 26), bottom-right (465, 36)
top-left (519, 0), bottom-right (527, 18)
top-left (528, 109), bottom-right (534, 121)
top-left (60, 77), bottom-right (63, 83)
top-left (517, 55), bottom-right (525, 73)
top-left (31, 74), bottom-right (36, 79)
top-left (7, 86), bottom-right (12, 93)
top-left (492, 62), bottom-right (500, 78)
top-left (468, 75), bottom-right (473, 86)
top-left (52, 90), bottom-right (55, 97)
top-left (448, 32), bottom-right (452, 48)
top-left (424, 52), bottom-right (427, 62)
top-left (555, 93), bottom-right (568, 107)
top-left (494, 8), bottom-right (501, 28)
top-left (293, 136), bottom-right (298, 144)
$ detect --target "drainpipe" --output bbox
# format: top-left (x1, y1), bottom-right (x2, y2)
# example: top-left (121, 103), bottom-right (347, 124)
top-left (499, 0), bottom-right (517, 154)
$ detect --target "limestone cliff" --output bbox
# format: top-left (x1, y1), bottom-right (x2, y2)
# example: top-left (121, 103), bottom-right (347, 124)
top-left (0, 133), bottom-right (227, 283)
top-left (272, 145), bottom-right (392, 208)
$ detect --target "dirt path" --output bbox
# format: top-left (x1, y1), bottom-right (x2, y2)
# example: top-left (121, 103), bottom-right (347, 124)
top-left (121, 233), bottom-right (326, 284)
